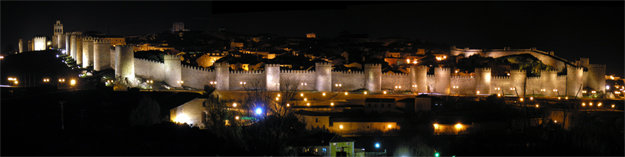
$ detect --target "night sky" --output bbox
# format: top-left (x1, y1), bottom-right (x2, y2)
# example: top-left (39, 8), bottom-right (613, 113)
top-left (2, 1), bottom-right (623, 75)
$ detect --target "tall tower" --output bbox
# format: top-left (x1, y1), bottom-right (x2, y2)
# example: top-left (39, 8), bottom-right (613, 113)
top-left (164, 55), bottom-right (182, 87)
top-left (475, 68), bottom-right (492, 95)
top-left (410, 65), bottom-right (428, 93)
top-left (315, 62), bottom-right (332, 92)
top-left (114, 45), bottom-right (135, 81)
top-left (364, 64), bottom-right (382, 92)
top-left (53, 20), bottom-right (64, 49)
top-left (82, 37), bottom-right (94, 68)
top-left (434, 67), bottom-right (451, 94)
top-left (265, 64), bottom-right (281, 91)
top-left (18, 38), bottom-right (23, 53)
top-left (215, 62), bottom-right (230, 90)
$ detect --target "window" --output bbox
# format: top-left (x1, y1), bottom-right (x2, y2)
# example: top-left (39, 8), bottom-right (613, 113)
top-left (315, 118), bottom-right (318, 123)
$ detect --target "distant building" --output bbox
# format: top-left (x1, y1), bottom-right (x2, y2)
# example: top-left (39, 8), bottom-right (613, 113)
top-left (306, 33), bottom-right (317, 39)
top-left (18, 38), bottom-right (23, 53)
top-left (329, 136), bottom-right (354, 157)
top-left (171, 22), bottom-right (190, 32)
top-left (102, 37), bottom-right (126, 46)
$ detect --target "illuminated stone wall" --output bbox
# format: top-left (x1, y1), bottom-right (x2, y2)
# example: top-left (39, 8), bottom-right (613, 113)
top-left (181, 65), bottom-right (215, 89)
top-left (280, 70), bottom-right (316, 91)
top-left (126, 60), bottom-right (603, 96)
top-left (134, 58), bottom-right (165, 81)
top-left (331, 71), bottom-right (365, 91)
top-left (381, 73), bottom-right (410, 91)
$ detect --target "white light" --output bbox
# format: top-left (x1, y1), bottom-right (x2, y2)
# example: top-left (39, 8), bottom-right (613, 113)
top-left (255, 108), bottom-right (263, 115)
top-left (606, 85), bottom-right (610, 90)
top-left (173, 113), bottom-right (192, 124)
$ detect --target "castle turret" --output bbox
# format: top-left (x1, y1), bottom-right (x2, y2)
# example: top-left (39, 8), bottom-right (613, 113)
top-left (114, 45), bottom-right (134, 81)
top-left (475, 68), bottom-right (492, 95)
top-left (315, 62), bottom-right (332, 92)
top-left (266, 64), bottom-right (281, 91)
top-left (32, 36), bottom-right (47, 51)
top-left (434, 67), bottom-right (451, 94)
top-left (164, 55), bottom-right (182, 87)
top-left (364, 64), bottom-right (382, 92)
top-left (215, 62), bottom-right (230, 90)
top-left (510, 70), bottom-right (527, 97)
top-left (81, 37), bottom-right (94, 68)
top-left (93, 39), bottom-right (111, 71)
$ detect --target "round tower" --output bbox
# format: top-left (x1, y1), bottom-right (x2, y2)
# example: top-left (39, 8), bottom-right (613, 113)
top-left (75, 35), bottom-right (83, 65)
top-left (215, 62), bottom-right (230, 91)
top-left (69, 34), bottom-right (77, 58)
top-left (64, 33), bottom-right (70, 54)
top-left (114, 45), bottom-right (135, 81)
top-left (164, 55), bottom-right (182, 87)
top-left (475, 68), bottom-right (492, 95)
top-left (364, 64), bottom-right (382, 92)
top-left (315, 62), bottom-right (332, 92)
top-left (266, 64), bottom-right (281, 91)
top-left (566, 65), bottom-right (584, 97)
top-left (81, 37), bottom-right (94, 68)
top-left (434, 67), bottom-right (451, 94)
top-left (93, 39), bottom-right (111, 71)
top-left (510, 70), bottom-right (527, 97)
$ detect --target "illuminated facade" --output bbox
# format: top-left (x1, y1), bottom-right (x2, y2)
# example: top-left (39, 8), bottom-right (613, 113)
top-left (33, 36), bottom-right (47, 51)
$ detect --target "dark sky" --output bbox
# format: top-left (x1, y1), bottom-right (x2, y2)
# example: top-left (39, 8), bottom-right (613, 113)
top-left (2, 1), bottom-right (623, 76)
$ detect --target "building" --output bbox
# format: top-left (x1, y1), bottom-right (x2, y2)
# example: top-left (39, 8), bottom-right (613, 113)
top-left (102, 37), bottom-right (126, 46)
top-left (171, 22), bottom-right (190, 32)
top-left (53, 20), bottom-right (64, 49)
top-left (33, 36), bottom-right (47, 51)
top-left (329, 136), bottom-right (355, 157)
top-left (306, 33), bottom-right (317, 39)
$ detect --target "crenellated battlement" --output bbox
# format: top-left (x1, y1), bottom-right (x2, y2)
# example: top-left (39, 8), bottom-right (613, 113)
top-left (435, 67), bottom-right (451, 72)
top-left (315, 62), bottom-right (333, 67)
top-left (281, 69), bottom-right (315, 74)
top-left (475, 67), bottom-right (491, 72)
top-left (214, 62), bottom-right (230, 67)
top-left (163, 55), bottom-right (179, 60)
top-left (265, 64), bottom-right (281, 68)
top-left (452, 75), bottom-right (474, 79)
top-left (383, 72), bottom-right (408, 77)
top-left (83, 36), bottom-right (94, 41)
top-left (136, 58), bottom-right (163, 64)
top-left (94, 38), bottom-right (110, 44)
top-left (492, 76), bottom-right (510, 80)
top-left (182, 64), bottom-right (212, 72)
top-left (364, 64), bottom-right (382, 68)
top-left (230, 70), bottom-right (264, 74)
top-left (510, 69), bottom-right (526, 74)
